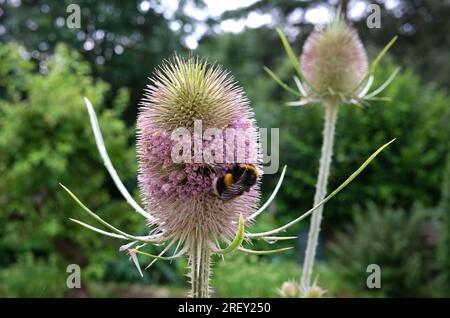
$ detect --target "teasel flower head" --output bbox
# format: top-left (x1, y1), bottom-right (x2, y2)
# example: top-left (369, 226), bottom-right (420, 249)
top-left (300, 16), bottom-right (368, 101)
top-left (265, 11), bottom-right (400, 108)
top-left (137, 56), bottom-right (261, 248)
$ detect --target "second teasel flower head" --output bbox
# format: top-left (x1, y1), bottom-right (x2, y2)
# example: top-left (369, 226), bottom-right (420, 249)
top-left (300, 15), bottom-right (368, 100)
top-left (137, 56), bottom-right (261, 247)
top-left (271, 11), bottom-right (398, 108)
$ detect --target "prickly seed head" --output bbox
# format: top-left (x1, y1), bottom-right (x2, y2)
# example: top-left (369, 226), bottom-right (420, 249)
top-left (137, 56), bottom-right (261, 246)
top-left (300, 17), bottom-right (368, 98)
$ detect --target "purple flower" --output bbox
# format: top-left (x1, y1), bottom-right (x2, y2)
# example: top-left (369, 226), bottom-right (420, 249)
top-left (137, 56), bottom-right (262, 248)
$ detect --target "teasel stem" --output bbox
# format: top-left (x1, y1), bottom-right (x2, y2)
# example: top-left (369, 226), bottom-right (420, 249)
top-left (188, 231), bottom-right (212, 298)
top-left (300, 100), bottom-right (339, 293)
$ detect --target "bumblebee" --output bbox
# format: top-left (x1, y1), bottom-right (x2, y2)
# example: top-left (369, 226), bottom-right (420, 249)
top-left (213, 164), bottom-right (259, 201)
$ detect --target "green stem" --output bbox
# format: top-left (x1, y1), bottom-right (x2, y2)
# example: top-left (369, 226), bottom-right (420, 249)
top-left (300, 101), bottom-right (338, 293)
top-left (189, 233), bottom-right (211, 298)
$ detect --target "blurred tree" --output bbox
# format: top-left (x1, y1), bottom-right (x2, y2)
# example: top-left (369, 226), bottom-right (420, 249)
top-left (328, 202), bottom-right (439, 297)
top-left (0, 254), bottom-right (66, 297)
top-left (0, 43), bottom-right (145, 296)
top-left (356, 0), bottom-right (450, 91)
top-left (438, 144), bottom-right (450, 296)
top-left (0, 0), bottom-right (194, 122)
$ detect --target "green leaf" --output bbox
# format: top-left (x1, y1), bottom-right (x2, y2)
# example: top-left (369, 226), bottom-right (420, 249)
top-left (217, 214), bottom-right (245, 255)
top-left (131, 248), bottom-right (183, 260)
top-left (247, 139), bottom-right (396, 237)
top-left (250, 165), bottom-right (287, 219)
top-left (370, 36), bottom-right (398, 74)
top-left (69, 218), bottom-right (128, 240)
top-left (83, 97), bottom-right (152, 220)
top-left (263, 67), bottom-right (300, 96)
top-left (238, 246), bottom-right (293, 255)
top-left (352, 36), bottom-right (398, 95)
top-left (60, 183), bottom-right (153, 243)
top-left (365, 67), bottom-right (401, 99)
top-left (276, 28), bottom-right (303, 78)
top-left (260, 236), bottom-right (297, 242)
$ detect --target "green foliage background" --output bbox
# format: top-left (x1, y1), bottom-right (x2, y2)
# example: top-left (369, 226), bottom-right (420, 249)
top-left (0, 0), bottom-right (449, 297)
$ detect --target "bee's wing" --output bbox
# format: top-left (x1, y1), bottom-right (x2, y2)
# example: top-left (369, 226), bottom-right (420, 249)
top-left (220, 170), bottom-right (250, 201)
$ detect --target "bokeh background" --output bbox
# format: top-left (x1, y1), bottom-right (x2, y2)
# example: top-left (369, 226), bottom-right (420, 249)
top-left (0, 0), bottom-right (449, 297)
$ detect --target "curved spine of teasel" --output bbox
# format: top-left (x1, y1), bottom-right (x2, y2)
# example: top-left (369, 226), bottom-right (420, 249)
top-left (137, 56), bottom-right (262, 297)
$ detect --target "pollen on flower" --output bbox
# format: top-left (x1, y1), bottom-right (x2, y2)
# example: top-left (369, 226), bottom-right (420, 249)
top-left (137, 56), bottom-right (262, 244)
